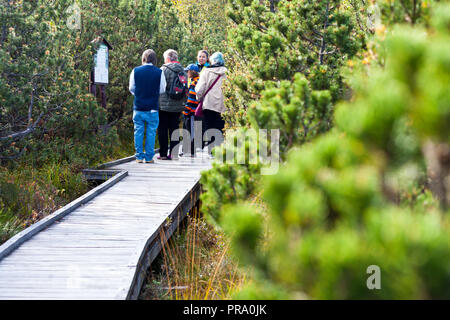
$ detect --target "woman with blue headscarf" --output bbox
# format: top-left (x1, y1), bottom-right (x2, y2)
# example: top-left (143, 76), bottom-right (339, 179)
top-left (195, 52), bottom-right (227, 150)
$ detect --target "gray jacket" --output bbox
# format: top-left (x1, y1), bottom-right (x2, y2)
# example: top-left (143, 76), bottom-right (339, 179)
top-left (159, 62), bottom-right (187, 112)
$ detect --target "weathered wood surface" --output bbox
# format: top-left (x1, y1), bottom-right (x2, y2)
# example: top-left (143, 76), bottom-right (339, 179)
top-left (0, 150), bottom-right (211, 300)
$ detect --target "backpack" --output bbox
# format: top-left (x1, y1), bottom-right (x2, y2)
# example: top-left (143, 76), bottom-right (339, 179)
top-left (165, 65), bottom-right (188, 100)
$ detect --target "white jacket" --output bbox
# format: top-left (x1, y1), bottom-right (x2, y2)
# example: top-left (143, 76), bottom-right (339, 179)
top-left (195, 66), bottom-right (227, 114)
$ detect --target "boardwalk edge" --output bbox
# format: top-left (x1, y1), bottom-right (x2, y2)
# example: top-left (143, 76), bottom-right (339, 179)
top-left (119, 182), bottom-right (202, 300)
top-left (0, 170), bottom-right (129, 262)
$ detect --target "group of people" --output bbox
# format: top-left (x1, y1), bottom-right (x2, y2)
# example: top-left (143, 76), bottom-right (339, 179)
top-left (129, 48), bottom-right (227, 163)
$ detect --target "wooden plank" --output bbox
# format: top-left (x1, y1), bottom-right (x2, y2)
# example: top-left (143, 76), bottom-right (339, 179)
top-left (0, 258), bottom-right (132, 264)
top-left (87, 197), bottom-right (180, 204)
top-left (13, 245), bottom-right (137, 250)
top-left (0, 273), bottom-right (126, 280)
top-left (42, 221), bottom-right (158, 229)
top-left (52, 216), bottom-right (163, 223)
top-left (74, 208), bottom-right (171, 215)
top-left (0, 295), bottom-right (115, 300)
top-left (0, 151), bottom-right (209, 300)
top-left (0, 269), bottom-right (128, 275)
top-left (0, 170), bottom-right (128, 261)
top-left (0, 262), bottom-right (130, 269)
top-left (0, 271), bottom-right (126, 278)
top-left (82, 169), bottom-right (122, 180)
top-left (79, 201), bottom-right (172, 208)
top-left (75, 206), bottom-right (171, 213)
top-left (13, 242), bottom-right (138, 249)
top-left (59, 212), bottom-right (162, 219)
top-left (68, 212), bottom-right (168, 219)
top-left (25, 231), bottom-right (146, 238)
top-left (121, 182), bottom-right (201, 300)
top-left (0, 289), bottom-right (120, 296)
top-left (22, 244), bottom-right (132, 254)
top-left (25, 232), bottom-right (145, 239)
top-left (0, 264), bottom-right (131, 270)
top-left (85, 197), bottom-right (175, 205)
top-left (9, 252), bottom-right (134, 258)
top-left (0, 285), bottom-right (124, 292)
top-left (0, 284), bottom-right (122, 292)
top-left (107, 186), bottom-right (190, 193)
top-left (94, 155), bottom-right (136, 169)
top-left (43, 218), bottom-right (161, 226)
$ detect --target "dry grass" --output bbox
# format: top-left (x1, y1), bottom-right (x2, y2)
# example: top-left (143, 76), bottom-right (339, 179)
top-left (140, 205), bottom-right (249, 300)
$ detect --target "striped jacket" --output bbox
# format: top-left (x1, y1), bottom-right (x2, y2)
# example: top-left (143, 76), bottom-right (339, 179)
top-left (183, 76), bottom-right (200, 116)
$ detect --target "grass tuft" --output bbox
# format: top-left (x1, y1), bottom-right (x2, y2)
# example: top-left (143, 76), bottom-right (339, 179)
top-left (140, 205), bottom-right (249, 300)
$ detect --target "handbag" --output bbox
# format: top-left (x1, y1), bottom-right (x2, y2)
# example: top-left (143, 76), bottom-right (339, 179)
top-left (195, 74), bottom-right (222, 117)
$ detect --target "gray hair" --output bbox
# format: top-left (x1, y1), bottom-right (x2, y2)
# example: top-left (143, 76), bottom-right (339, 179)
top-left (163, 49), bottom-right (178, 62)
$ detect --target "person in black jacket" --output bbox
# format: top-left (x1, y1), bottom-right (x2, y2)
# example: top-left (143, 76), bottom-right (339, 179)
top-left (158, 49), bottom-right (187, 160)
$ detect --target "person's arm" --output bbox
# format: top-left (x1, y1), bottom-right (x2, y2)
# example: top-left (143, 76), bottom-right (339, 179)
top-left (195, 71), bottom-right (207, 100)
top-left (129, 69), bottom-right (135, 95)
top-left (160, 70), bottom-right (166, 94)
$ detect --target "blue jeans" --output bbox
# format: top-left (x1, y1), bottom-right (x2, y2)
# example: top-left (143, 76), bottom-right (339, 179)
top-left (133, 110), bottom-right (159, 161)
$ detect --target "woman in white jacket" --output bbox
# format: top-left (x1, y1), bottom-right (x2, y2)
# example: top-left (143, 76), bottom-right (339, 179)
top-left (195, 52), bottom-right (227, 148)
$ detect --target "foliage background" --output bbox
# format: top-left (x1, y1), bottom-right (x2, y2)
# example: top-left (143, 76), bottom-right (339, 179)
top-left (0, 0), bottom-right (227, 243)
top-left (1, 0), bottom-right (449, 300)
top-left (200, 0), bottom-right (450, 299)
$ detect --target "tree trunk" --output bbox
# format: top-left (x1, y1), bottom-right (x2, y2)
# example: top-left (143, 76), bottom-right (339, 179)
top-left (422, 140), bottom-right (450, 211)
top-left (268, 0), bottom-right (275, 13)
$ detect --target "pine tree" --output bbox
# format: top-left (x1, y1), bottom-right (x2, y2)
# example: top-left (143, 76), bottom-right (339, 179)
top-left (0, 0), bottom-right (118, 166)
top-left (201, 0), bottom-right (366, 221)
top-left (223, 0), bottom-right (366, 127)
top-left (0, 0), bottom-right (200, 165)
top-left (0, 0), bottom-right (230, 240)
top-left (376, 0), bottom-right (436, 25)
top-left (218, 2), bottom-right (450, 299)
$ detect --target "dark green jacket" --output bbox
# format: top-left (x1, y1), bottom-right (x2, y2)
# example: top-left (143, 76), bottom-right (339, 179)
top-left (159, 62), bottom-right (187, 112)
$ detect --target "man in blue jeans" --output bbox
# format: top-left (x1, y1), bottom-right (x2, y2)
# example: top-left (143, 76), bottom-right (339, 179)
top-left (129, 49), bottom-right (166, 163)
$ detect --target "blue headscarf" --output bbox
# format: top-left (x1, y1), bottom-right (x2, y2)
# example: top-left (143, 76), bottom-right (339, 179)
top-left (209, 52), bottom-right (225, 67)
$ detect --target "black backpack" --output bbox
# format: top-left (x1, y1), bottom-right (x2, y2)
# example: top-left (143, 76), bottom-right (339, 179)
top-left (165, 65), bottom-right (188, 100)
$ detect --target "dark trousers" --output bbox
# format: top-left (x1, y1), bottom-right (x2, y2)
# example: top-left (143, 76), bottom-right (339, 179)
top-left (203, 109), bottom-right (225, 148)
top-left (158, 110), bottom-right (181, 157)
top-left (183, 115), bottom-right (195, 156)
top-left (183, 115), bottom-right (204, 156)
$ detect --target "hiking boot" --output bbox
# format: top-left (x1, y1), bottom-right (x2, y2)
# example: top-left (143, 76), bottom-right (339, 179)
top-left (145, 159), bottom-right (155, 164)
top-left (136, 159), bottom-right (144, 163)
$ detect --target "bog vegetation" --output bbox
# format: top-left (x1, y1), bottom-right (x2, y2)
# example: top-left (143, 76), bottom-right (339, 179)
top-left (201, 0), bottom-right (450, 299)
top-left (0, 0), bottom-right (226, 243)
top-left (1, 0), bottom-right (449, 299)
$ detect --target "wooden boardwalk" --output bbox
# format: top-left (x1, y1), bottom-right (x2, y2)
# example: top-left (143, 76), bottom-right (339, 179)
top-left (0, 151), bottom-right (211, 299)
